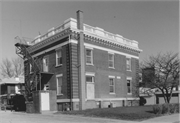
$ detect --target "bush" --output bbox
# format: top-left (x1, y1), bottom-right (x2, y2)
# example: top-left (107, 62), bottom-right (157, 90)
top-left (161, 103), bottom-right (169, 114)
top-left (153, 104), bottom-right (162, 114)
top-left (153, 103), bottom-right (179, 114)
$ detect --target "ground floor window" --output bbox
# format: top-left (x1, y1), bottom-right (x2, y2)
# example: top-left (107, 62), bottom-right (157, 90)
top-left (56, 74), bottom-right (63, 95)
top-left (109, 76), bottom-right (115, 94)
top-left (127, 77), bottom-right (132, 94)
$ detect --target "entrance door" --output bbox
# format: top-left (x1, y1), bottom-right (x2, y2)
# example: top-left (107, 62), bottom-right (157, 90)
top-left (86, 75), bottom-right (95, 99)
top-left (41, 92), bottom-right (50, 111)
top-left (87, 83), bottom-right (95, 99)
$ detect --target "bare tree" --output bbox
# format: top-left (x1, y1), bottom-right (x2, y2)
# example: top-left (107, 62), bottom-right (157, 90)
top-left (12, 57), bottom-right (24, 77)
top-left (0, 58), bottom-right (14, 78)
top-left (0, 57), bottom-right (24, 78)
top-left (141, 52), bottom-right (179, 103)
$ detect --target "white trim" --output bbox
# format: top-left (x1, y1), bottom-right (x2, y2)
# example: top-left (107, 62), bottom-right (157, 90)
top-left (70, 39), bottom-right (139, 59)
top-left (117, 76), bottom-right (121, 79)
top-left (108, 52), bottom-right (114, 54)
top-left (31, 41), bottom-right (69, 58)
top-left (109, 75), bottom-right (115, 78)
top-left (126, 56), bottom-right (131, 58)
top-left (85, 72), bottom-right (95, 76)
top-left (31, 39), bottom-right (139, 59)
top-left (85, 46), bottom-right (94, 50)
top-left (56, 99), bottom-right (79, 103)
top-left (127, 77), bottom-right (132, 80)
top-left (56, 74), bottom-right (63, 77)
top-left (95, 97), bottom-right (139, 101)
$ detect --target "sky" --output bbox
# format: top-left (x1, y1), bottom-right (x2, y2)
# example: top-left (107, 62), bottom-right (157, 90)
top-left (0, 0), bottom-right (179, 63)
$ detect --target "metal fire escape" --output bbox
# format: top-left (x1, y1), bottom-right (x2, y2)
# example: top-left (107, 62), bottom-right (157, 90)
top-left (14, 36), bottom-right (41, 101)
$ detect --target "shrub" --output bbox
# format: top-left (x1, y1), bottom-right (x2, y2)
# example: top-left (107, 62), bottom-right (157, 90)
top-left (161, 103), bottom-right (169, 114)
top-left (153, 104), bottom-right (162, 114)
top-left (153, 103), bottom-right (179, 114)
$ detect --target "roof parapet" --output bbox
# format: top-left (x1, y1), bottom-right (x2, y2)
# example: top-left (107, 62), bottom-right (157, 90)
top-left (29, 18), bottom-right (141, 51)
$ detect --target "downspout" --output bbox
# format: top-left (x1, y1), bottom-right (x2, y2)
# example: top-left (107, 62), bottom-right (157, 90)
top-left (77, 10), bottom-right (86, 110)
top-left (68, 35), bottom-right (73, 110)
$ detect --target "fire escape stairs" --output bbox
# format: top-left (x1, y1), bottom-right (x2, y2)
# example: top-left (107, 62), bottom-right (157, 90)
top-left (15, 41), bottom-right (41, 94)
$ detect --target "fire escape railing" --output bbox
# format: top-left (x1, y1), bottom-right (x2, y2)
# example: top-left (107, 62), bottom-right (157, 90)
top-left (15, 37), bottom-right (41, 101)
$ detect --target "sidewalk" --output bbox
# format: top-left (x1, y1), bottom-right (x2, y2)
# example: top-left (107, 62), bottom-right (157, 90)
top-left (141, 113), bottom-right (180, 123)
top-left (1, 109), bottom-right (179, 123)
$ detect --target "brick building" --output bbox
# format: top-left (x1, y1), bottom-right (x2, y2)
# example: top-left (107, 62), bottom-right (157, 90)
top-left (15, 11), bottom-right (142, 111)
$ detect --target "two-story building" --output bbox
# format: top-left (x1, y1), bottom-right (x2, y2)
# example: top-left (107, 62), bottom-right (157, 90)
top-left (16, 11), bottom-right (142, 111)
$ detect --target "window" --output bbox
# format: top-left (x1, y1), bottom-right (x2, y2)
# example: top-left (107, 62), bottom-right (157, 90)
top-left (86, 49), bottom-right (93, 65)
top-left (86, 76), bottom-right (94, 83)
top-left (56, 75), bottom-right (63, 95)
top-left (43, 57), bottom-right (48, 72)
top-left (109, 77), bottom-right (115, 93)
top-left (30, 64), bottom-right (33, 73)
top-left (56, 49), bottom-right (62, 66)
top-left (127, 78), bottom-right (132, 94)
top-left (108, 53), bottom-right (114, 68)
top-left (126, 58), bottom-right (131, 71)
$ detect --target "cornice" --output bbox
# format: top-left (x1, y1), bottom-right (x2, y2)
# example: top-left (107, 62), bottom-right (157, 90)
top-left (27, 27), bottom-right (141, 54)
top-left (27, 28), bottom-right (71, 53)
top-left (70, 29), bottom-right (141, 54)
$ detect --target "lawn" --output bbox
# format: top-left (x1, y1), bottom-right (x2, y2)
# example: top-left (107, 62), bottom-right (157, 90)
top-left (56, 105), bottom-right (162, 121)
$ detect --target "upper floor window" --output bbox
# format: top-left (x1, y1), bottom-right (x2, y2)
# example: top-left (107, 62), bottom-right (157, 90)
top-left (109, 77), bottom-right (115, 94)
top-left (43, 57), bottom-right (49, 72)
top-left (29, 64), bottom-right (33, 73)
top-left (56, 49), bottom-right (62, 66)
top-left (126, 57), bottom-right (131, 71)
top-left (127, 78), bottom-right (132, 94)
top-left (56, 74), bottom-right (63, 95)
top-left (86, 49), bottom-right (93, 65)
top-left (108, 53), bottom-right (114, 68)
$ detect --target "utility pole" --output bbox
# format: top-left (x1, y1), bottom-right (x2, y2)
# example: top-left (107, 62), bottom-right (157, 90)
top-left (77, 10), bottom-right (86, 110)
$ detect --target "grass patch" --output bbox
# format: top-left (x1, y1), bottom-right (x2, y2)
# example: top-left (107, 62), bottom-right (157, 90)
top-left (56, 105), bottom-right (162, 121)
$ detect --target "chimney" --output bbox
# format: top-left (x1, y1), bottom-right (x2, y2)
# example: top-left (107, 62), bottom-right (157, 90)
top-left (76, 10), bottom-right (86, 110)
top-left (77, 10), bottom-right (83, 30)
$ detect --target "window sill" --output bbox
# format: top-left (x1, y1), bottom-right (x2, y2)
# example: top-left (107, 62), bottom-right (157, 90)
top-left (86, 82), bottom-right (94, 84)
top-left (57, 94), bottom-right (63, 96)
top-left (55, 64), bottom-right (62, 68)
top-left (127, 93), bottom-right (132, 95)
top-left (109, 67), bottom-right (115, 69)
top-left (85, 99), bottom-right (95, 101)
top-left (109, 93), bottom-right (116, 95)
top-left (86, 63), bottom-right (94, 66)
top-left (126, 70), bottom-right (132, 72)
